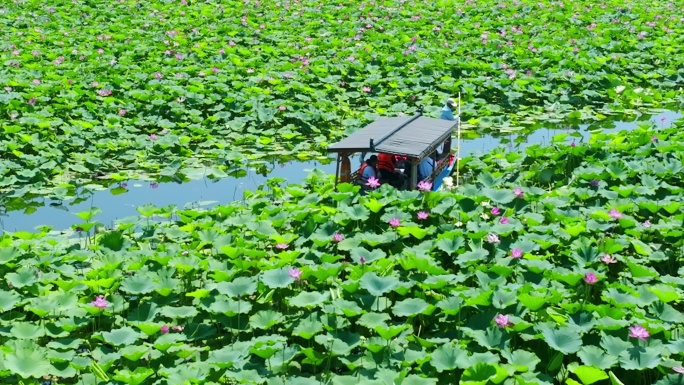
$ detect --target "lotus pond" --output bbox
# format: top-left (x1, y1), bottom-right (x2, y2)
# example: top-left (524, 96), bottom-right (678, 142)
top-left (2, 0), bottom-right (684, 384)
top-left (1, 0), bottom-right (684, 200)
top-left (2, 115), bottom-right (684, 385)
top-left (2, 110), bottom-right (680, 233)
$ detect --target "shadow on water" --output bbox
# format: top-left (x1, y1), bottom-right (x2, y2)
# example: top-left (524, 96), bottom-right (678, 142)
top-left (1, 109), bottom-right (681, 232)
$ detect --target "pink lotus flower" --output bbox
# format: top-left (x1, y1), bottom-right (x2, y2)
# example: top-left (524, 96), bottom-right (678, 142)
top-left (333, 233), bottom-right (344, 242)
top-left (279, 105), bottom-right (286, 111)
top-left (628, 325), bottom-right (650, 341)
top-left (276, 243), bottom-right (288, 250)
top-left (417, 211), bottom-right (429, 220)
top-left (160, 325), bottom-right (169, 334)
top-left (513, 188), bottom-right (524, 198)
top-left (171, 325), bottom-right (184, 332)
top-left (154, 72), bottom-right (163, 79)
top-left (417, 180), bottom-right (432, 191)
top-left (4, 87), bottom-right (11, 92)
top-left (494, 314), bottom-right (513, 328)
top-left (149, 134), bottom-right (158, 140)
top-left (511, 248), bottom-right (523, 258)
top-left (150, 182), bottom-right (159, 189)
top-left (601, 254), bottom-right (617, 264)
top-left (642, 220), bottom-right (651, 228)
top-left (28, 98), bottom-right (36, 105)
top-left (97, 89), bottom-right (112, 97)
top-left (119, 109), bottom-right (126, 116)
top-left (499, 217), bottom-right (509, 224)
top-left (491, 207), bottom-right (500, 215)
top-left (91, 296), bottom-right (109, 309)
top-left (362, 86), bottom-right (371, 92)
top-left (212, 67), bottom-right (219, 73)
top-left (32, 79), bottom-right (41, 85)
top-left (389, 218), bottom-right (401, 227)
top-left (288, 268), bottom-right (302, 280)
top-left (609, 208), bottom-right (622, 220)
top-left (486, 234), bottom-right (500, 243)
top-left (584, 272), bottom-right (598, 285)
top-left (651, 136), bottom-right (658, 142)
top-left (365, 176), bottom-right (381, 189)
top-left (246, 68), bottom-right (254, 73)
top-left (673, 367), bottom-right (684, 374)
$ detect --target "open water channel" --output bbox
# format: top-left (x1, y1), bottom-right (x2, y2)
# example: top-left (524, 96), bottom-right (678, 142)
top-left (1, 110), bottom-right (681, 232)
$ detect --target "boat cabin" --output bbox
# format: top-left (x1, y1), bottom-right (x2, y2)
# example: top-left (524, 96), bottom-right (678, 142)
top-left (327, 109), bottom-right (459, 191)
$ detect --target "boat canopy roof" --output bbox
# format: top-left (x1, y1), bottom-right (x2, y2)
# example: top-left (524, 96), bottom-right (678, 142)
top-left (327, 114), bottom-right (457, 160)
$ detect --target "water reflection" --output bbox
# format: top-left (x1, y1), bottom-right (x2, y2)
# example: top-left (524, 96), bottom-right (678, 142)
top-left (1, 110), bottom-right (681, 232)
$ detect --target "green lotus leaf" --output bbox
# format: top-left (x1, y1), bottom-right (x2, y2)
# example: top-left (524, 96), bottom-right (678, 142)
top-left (119, 345), bottom-right (150, 362)
top-left (153, 332), bottom-right (187, 352)
top-left (397, 226), bottom-right (430, 240)
top-left (101, 327), bottom-right (145, 347)
top-left (216, 276), bottom-right (258, 298)
top-left (5, 267), bottom-right (38, 288)
top-left (572, 366), bottom-right (609, 385)
top-left (3, 341), bottom-right (53, 378)
top-left (292, 316), bottom-right (324, 340)
top-left (250, 310), bottom-right (284, 330)
top-left (430, 343), bottom-right (469, 372)
top-left (461, 362), bottom-right (507, 385)
top-left (357, 312), bottom-right (391, 329)
top-left (162, 362), bottom-right (215, 384)
top-left (350, 247), bottom-right (386, 264)
top-left (288, 291), bottom-right (329, 309)
top-left (0, 290), bottom-right (22, 312)
top-left (207, 298), bottom-right (252, 316)
top-left (11, 322), bottom-right (46, 339)
top-left (436, 296), bottom-right (463, 315)
top-left (392, 298), bottom-right (431, 317)
top-left (359, 273), bottom-right (400, 296)
top-left (537, 324), bottom-right (583, 354)
top-left (332, 298), bottom-right (363, 317)
top-left (120, 273), bottom-right (156, 294)
top-left (314, 332), bottom-right (361, 356)
top-left (618, 346), bottom-right (661, 370)
top-left (207, 346), bottom-right (247, 369)
top-left (653, 375), bottom-right (684, 385)
top-left (483, 188), bottom-right (516, 204)
top-left (159, 306), bottom-right (199, 319)
top-left (0, 247), bottom-right (22, 263)
top-left (501, 349), bottom-right (541, 373)
top-left (435, 236), bottom-right (465, 255)
top-left (112, 367), bottom-right (154, 385)
top-left (401, 375), bottom-right (437, 385)
top-left (127, 302), bottom-right (158, 322)
top-left (262, 268), bottom-right (296, 288)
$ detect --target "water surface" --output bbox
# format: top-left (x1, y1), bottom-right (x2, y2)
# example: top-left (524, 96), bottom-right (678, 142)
top-left (2, 110), bottom-right (680, 232)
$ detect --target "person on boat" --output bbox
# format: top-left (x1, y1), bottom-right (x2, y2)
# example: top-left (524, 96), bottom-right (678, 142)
top-left (440, 98), bottom-right (457, 121)
top-left (438, 98), bottom-right (456, 159)
top-left (358, 155), bottom-right (378, 186)
top-left (377, 152), bottom-right (407, 189)
top-left (418, 152), bottom-right (436, 182)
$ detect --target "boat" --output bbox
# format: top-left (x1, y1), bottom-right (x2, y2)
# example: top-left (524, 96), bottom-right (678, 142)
top-left (327, 101), bottom-right (462, 192)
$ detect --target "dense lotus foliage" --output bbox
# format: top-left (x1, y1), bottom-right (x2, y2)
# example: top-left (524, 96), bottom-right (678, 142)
top-left (1, 117), bottom-right (684, 384)
top-left (1, 0), bottom-right (684, 198)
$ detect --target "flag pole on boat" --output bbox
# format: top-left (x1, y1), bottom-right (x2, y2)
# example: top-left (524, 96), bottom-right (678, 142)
top-left (456, 92), bottom-right (461, 187)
